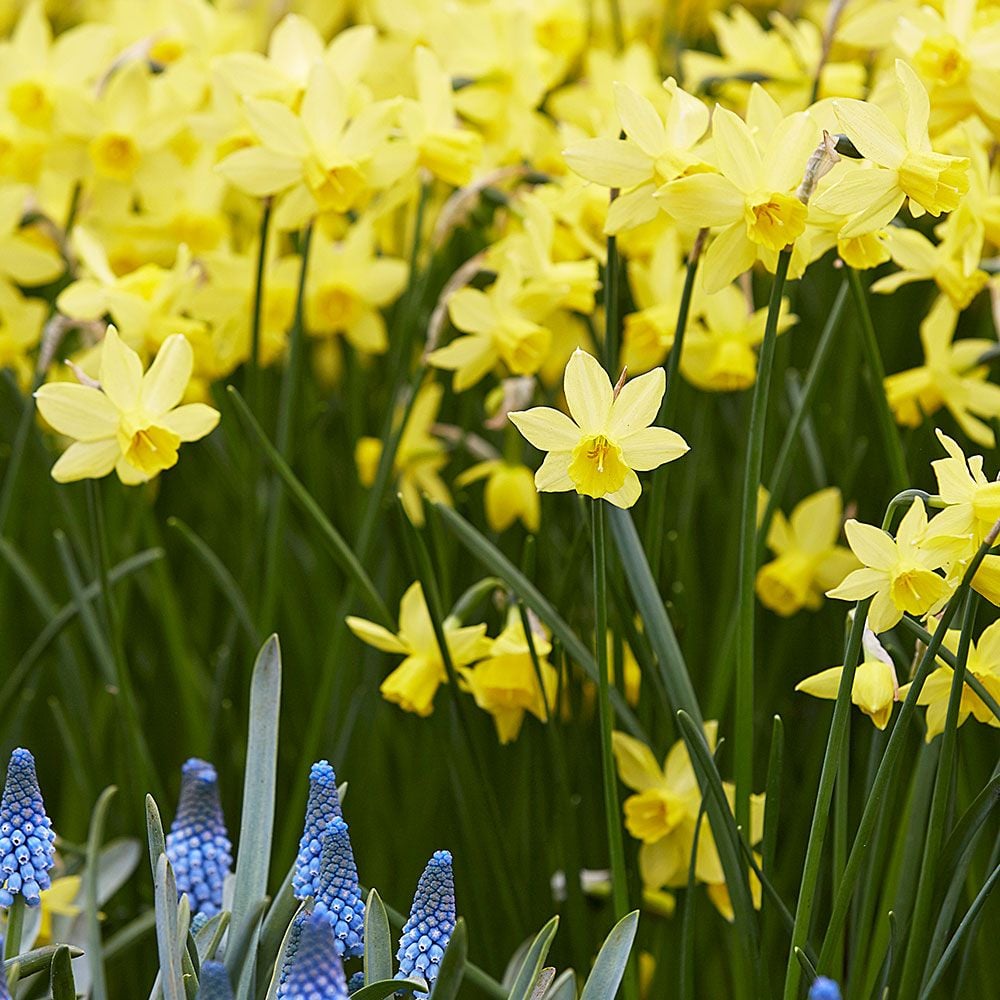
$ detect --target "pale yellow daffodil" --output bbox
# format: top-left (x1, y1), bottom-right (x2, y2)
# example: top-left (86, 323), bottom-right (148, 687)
top-left (346, 581), bottom-right (489, 717)
top-left (508, 349), bottom-right (689, 508)
top-left (756, 487), bottom-right (859, 617)
top-left (35, 327), bottom-right (220, 485)
top-left (455, 460), bottom-right (540, 533)
top-left (813, 60), bottom-right (969, 237)
top-left (827, 498), bottom-right (952, 633)
top-left (796, 626), bottom-right (900, 729)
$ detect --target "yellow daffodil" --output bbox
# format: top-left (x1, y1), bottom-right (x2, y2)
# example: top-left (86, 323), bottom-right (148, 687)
top-left (756, 487), bottom-right (859, 617)
top-left (612, 723), bottom-right (765, 893)
top-left (813, 60), bottom-right (969, 237)
top-left (884, 295), bottom-right (1000, 448)
top-left (900, 621), bottom-right (1000, 741)
top-left (459, 607), bottom-right (557, 744)
top-left (563, 79), bottom-right (710, 233)
top-left (508, 349), bottom-right (689, 508)
top-left (429, 262), bottom-right (551, 391)
top-left (657, 87), bottom-right (820, 291)
top-left (455, 459), bottom-right (539, 533)
top-left (346, 581), bottom-right (489, 717)
top-left (796, 626), bottom-right (900, 729)
top-left (355, 382), bottom-right (450, 526)
top-left (870, 224), bottom-right (987, 310)
top-left (680, 281), bottom-right (796, 392)
top-left (0, 281), bottom-right (47, 389)
top-left (35, 327), bottom-right (219, 485)
top-left (0, 183), bottom-right (64, 292)
top-left (827, 499), bottom-right (952, 633)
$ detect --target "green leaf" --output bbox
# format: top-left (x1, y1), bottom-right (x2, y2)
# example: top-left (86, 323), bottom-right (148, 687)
top-left (433, 503), bottom-right (645, 739)
top-left (194, 912), bottom-right (230, 964)
top-left (506, 917), bottom-right (559, 1000)
top-left (255, 865), bottom-right (295, 1000)
top-left (3, 945), bottom-right (84, 979)
top-left (530, 969), bottom-right (556, 999)
top-left (86, 785), bottom-right (118, 1000)
top-left (146, 794), bottom-right (166, 877)
top-left (50, 945), bottom-right (76, 1000)
top-left (351, 980), bottom-right (428, 999)
top-left (364, 888), bottom-right (393, 985)
top-left (547, 970), bottom-right (577, 1000)
top-left (579, 911), bottom-right (638, 1000)
top-left (430, 917), bottom-right (467, 1000)
top-left (226, 635), bottom-right (282, 992)
top-left (154, 855), bottom-right (186, 1000)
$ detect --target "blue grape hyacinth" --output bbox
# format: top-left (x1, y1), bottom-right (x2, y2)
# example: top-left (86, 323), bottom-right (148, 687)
top-left (808, 977), bottom-right (842, 1000)
top-left (293, 761), bottom-right (343, 901)
top-left (312, 818), bottom-right (365, 958)
top-left (166, 759), bottom-right (232, 916)
top-left (278, 912), bottom-right (349, 1000)
top-left (196, 960), bottom-right (233, 1000)
top-left (395, 850), bottom-right (456, 995)
top-left (0, 748), bottom-right (56, 907)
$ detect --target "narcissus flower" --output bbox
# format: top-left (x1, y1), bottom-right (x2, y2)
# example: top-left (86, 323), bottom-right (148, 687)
top-left (166, 759), bottom-right (232, 917)
top-left (395, 850), bottom-right (456, 997)
top-left (455, 460), bottom-right (539, 533)
top-left (814, 60), bottom-right (969, 237)
top-left (796, 626), bottom-right (900, 729)
top-left (0, 748), bottom-right (55, 907)
top-left (827, 499), bottom-right (951, 633)
top-left (756, 488), bottom-right (859, 616)
top-left (883, 295), bottom-right (1000, 448)
top-left (901, 620), bottom-right (1000, 741)
top-left (35, 327), bottom-right (219, 485)
top-left (346, 582), bottom-right (489, 717)
top-left (508, 349), bottom-right (688, 508)
top-left (459, 607), bottom-right (557, 744)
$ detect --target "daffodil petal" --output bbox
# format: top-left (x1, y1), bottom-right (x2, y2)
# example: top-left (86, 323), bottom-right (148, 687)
top-left (608, 367), bottom-right (664, 437)
top-left (826, 566), bottom-right (885, 601)
top-left (346, 616), bottom-right (408, 654)
top-left (35, 382), bottom-right (118, 441)
top-left (619, 426), bottom-right (689, 471)
top-left (508, 406), bottom-right (579, 451)
top-left (700, 223), bottom-right (757, 294)
top-left (604, 469), bottom-right (641, 508)
top-left (534, 451), bottom-right (573, 492)
top-left (656, 173), bottom-right (744, 228)
top-left (562, 137), bottom-right (651, 188)
top-left (711, 106), bottom-right (763, 193)
top-left (795, 666), bottom-right (843, 700)
top-left (844, 519), bottom-right (897, 570)
top-left (611, 731), bottom-right (663, 792)
top-left (159, 404), bottom-right (220, 442)
top-left (141, 335), bottom-right (193, 415)
top-left (614, 83), bottom-right (664, 158)
top-left (833, 99), bottom-right (906, 168)
top-left (564, 349), bottom-right (613, 433)
top-left (99, 327), bottom-right (143, 412)
top-left (50, 438), bottom-right (120, 483)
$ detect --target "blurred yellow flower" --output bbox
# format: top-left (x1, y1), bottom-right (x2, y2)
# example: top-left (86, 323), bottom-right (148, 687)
top-left (900, 621), bottom-right (1000, 741)
top-left (35, 327), bottom-right (219, 485)
top-left (509, 349), bottom-right (688, 508)
top-left (756, 488), bottom-right (859, 617)
top-left (827, 499), bottom-right (951, 633)
top-left (814, 60), bottom-right (969, 237)
top-left (346, 581), bottom-right (489, 717)
top-left (796, 626), bottom-right (900, 729)
top-left (37, 875), bottom-right (81, 944)
top-left (455, 460), bottom-right (539, 533)
top-left (883, 295), bottom-right (1000, 448)
top-left (460, 607), bottom-right (557, 744)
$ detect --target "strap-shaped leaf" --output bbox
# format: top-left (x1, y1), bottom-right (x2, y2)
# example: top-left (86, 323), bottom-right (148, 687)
top-left (429, 916), bottom-right (466, 1000)
top-left (579, 912), bottom-right (638, 1000)
top-left (506, 917), bottom-right (559, 1000)
top-left (363, 888), bottom-right (393, 985)
top-left (154, 855), bottom-right (186, 1000)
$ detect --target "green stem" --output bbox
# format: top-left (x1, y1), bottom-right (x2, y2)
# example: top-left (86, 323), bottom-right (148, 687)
top-left (898, 592), bottom-right (978, 996)
top-left (605, 221), bottom-right (622, 375)
top-left (647, 228), bottom-right (706, 578)
top-left (608, 0), bottom-right (625, 51)
top-left (247, 197), bottom-right (273, 412)
top-left (847, 267), bottom-right (908, 494)
top-left (4, 894), bottom-right (24, 960)
top-left (815, 515), bottom-right (1000, 976)
top-left (592, 501), bottom-right (636, 1000)
top-left (735, 248), bottom-right (792, 838)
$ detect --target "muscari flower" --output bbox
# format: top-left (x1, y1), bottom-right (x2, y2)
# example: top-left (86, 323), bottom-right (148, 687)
top-left (166, 759), bottom-right (232, 917)
top-left (278, 912), bottom-right (349, 1000)
top-left (310, 818), bottom-right (365, 959)
top-left (396, 850), bottom-right (456, 996)
top-left (808, 976), bottom-right (842, 1000)
top-left (508, 349), bottom-right (689, 508)
top-left (196, 960), bottom-right (233, 1000)
top-left (293, 761), bottom-right (343, 901)
top-left (0, 748), bottom-right (55, 908)
top-left (346, 971), bottom-right (364, 995)
top-left (34, 327), bottom-right (220, 485)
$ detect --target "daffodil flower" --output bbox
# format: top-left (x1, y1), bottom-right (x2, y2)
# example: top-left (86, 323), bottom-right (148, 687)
top-left (459, 608), bottom-right (557, 744)
top-left (756, 487), bottom-right (859, 617)
top-left (900, 621), bottom-right (1000, 741)
top-left (656, 87), bottom-right (820, 291)
top-left (826, 498), bottom-right (952, 633)
top-left (796, 626), bottom-right (900, 729)
top-left (508, 349), bottom-right (689, 508)
top-left (883, 295), bottom-right (1000, 448)
top-left (455, 459), bottom-right (539, 533)
top-left (35, 328), bottom-right (220, 485)
top-left (813, 60), bottom-right (969, 237)
top-left (346, 581), bottom-right (489, 717)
